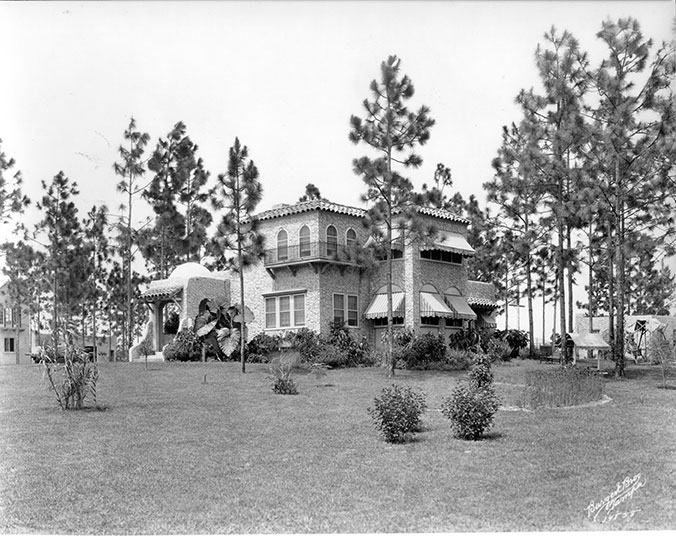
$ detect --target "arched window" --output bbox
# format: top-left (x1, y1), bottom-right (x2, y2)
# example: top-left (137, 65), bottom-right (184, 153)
top-left (346, 228), bottom-right (357, 248)
top-left (277, 229), bottom-right (288, 261)
top-left (326, 225), bottom-right (338, 257)
top-left (299, 225), bottom-right (311, 257)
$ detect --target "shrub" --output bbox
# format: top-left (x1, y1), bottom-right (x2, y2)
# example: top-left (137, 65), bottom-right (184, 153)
top-left (441, 385), bottom-right (500, 440)
top-left (447, 328), bottom-right (482, 351)
top-left (163, 329), bottom-right (203, 362)
top-left (269, 353), bottom-right (299, 395)
top-left (485, 338), bottom-right (512, 363)
top-left (493, 329), bottom-right (528, 358)
top-left (247, 332), bottom-right (280, 357)
top-left (246, 353), bottom-right (269, 364)
top-left (40, 343), bottom-right (99, 410)
top-left (517, 366), bottom-right (604, 409)
top-left (289, 328), bottom-right (325, 364)
top-left (328, 322), bottom-right (372, 366)
top-left (316, 343), bottom-right (350, 368)
top-left (468, 356), bottom-right (494, 390)
top-left (368, 385), bottom-right (427, 443)
top-left (444, 348), bottom-right (472, 370)
top-left (403, 333), bottom-right (447, 370)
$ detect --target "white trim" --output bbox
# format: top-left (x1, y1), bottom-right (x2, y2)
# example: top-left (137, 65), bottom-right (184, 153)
top-left (265, 293), bottom-right (306, 330)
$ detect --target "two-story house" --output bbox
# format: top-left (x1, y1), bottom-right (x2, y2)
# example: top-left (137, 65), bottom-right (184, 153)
top-left (228, 199), bottom-right (497, 350)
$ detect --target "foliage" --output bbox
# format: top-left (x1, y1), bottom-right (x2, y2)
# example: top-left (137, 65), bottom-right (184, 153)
top-left (141, 121), bottom-right (213, 277)
top-left (368, 385), bottom-right (427, 443)
top-left (441, 385), bottom-right (500, 440)
top-left (208, 137), bottom-right (264, 373)
top-left (163, 311), bottom-right (180, 335)
top-left (350, 54), bottom-right (435, 377)
top-left (447, 328), bottom-right (483, 352)
top-left (298, 183), bottom-right (323, 202)
top-left (288, 328), bottom-right (324, 364)
top-left (247, 332), bottom-right (281, 358)
top-left (485, 338), bottom-right (513, 363)
top-left (194, 298), bottom-right (253, 361)
top-left (445, 349), bottom-right (473, 370)
top-left (269, 353), bottom-right (299, 395)
top-left (493, 329), bottom-right (528, 358)
top-left (0, 138), bottom-right (29, 228)
top-left (40, 341), bottom-right (99, 410)
top-left (113, 117), bottom-right (151, 354)
top-left (392, 332), bottom-right (447, 370)
top-left (468, 356), bottom-right (494, 390)
top-left (163, 328), bottom-right (203, 362)
top-left (327, 321), bottom-right (372, 366)
top-left (516, 367), bottom-right (605, 409)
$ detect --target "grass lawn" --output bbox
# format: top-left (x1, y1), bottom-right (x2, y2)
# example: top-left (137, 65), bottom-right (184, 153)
top-left (1, 357), bottom-right (675, 533)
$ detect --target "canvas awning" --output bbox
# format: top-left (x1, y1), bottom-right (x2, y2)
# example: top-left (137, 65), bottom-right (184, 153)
top-left (568, 333), bottom-right (611, 350)
top-left (477, 312), bottom-right (497, 328)
top-left (444, 295), bottom-right (477, 320)
top-left (430, 232), bottom-right (475, 256)
top-left (420, 292), bottom-right (454, 317)
top-left (364, 292), bottom-right (405, 319)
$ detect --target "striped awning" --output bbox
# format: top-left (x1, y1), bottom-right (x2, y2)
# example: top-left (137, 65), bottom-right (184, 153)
top-left (432, 232), bottom-right (475, 256)
top-left (477, 312), bottom-right (497, 328)
top-left (420, 291), bottom-right (454, 317)
top-left (364, 292), bottom-right (405, 319)
top-left (445, 295), bottom-right (477, 320)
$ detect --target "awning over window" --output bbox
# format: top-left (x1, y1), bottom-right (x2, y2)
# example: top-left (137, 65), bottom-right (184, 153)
top-left (477, 312), bottom-right (497, 328)
top-left (445, 295), bottom-right (477, 320)
top-left (431, 232), bottom-right (475, 256)
top-left (364, 292), bottom-right (405, 319)
top-left (420, 291), bottom-right (454, 317)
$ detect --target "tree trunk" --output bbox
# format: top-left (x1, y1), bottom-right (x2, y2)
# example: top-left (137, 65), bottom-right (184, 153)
top-left (558, 226), bottom-right (568, 363)
top-left (607, 217), bottom-right (615, 367)
top-left (526, 256), bottom-right (535, 357)
top-left (615, 164), bottom-right (626, 377)
top-left (588, 221), bottom-right (594, 333)
top-left (566, 225), bottom-right (574, 332)
top-left (504, 264), bottom-right (509, 331)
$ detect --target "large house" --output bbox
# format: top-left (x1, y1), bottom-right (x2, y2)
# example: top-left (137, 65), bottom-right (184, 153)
top-left (135, 199), bottom-right (498, 357)
top-left (230, 199), bottom-right (497, 350)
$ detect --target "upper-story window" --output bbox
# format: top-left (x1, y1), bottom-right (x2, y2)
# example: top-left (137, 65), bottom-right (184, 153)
top-left (420, 249), bottom-right (462, 264)
top-left (346, 228), bottom-right (357, 248)
top-left (326, 225), bottom-right (338, 257)
top-left (277, 230), bottom-right (288, 261)
top-left (299, 225), bottom-right (311, 257)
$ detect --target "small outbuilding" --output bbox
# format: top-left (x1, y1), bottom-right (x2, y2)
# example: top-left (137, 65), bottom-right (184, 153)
top-left (567, 332), bottom-right (611, 369)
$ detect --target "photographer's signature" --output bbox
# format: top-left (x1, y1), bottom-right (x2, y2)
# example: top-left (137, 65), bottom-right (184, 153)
top-left (586, 473), bottom-right (645, 524)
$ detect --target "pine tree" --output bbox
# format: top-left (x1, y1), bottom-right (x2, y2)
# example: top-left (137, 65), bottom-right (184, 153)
top-left (349, 55), bottom-right (435, 377)
top-left (209, 138), bottom-right (264, 373)
top-left (35, 172), bottom-right (85, 354)
top-left (516, 27), bottom-right (591, 362)
top-left (298, 183), bottom-right (323, 202)
top-left (0, 139), bottom-right (29, 229)
top-left (585, 18), bottom-right (675, 376)
top-left (114, 117), bottom-right (150, 355)
top-left (142, 121), bottom-right (212, 278)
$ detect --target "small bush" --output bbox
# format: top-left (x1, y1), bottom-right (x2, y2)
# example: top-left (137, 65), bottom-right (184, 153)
top-left (289, 328), bottom-right (324, 364)
top-left (485, 338), bottom-right (512, 363)
top-left (404, 333), bottom-right (447, 370)
top-left (164, 329), bottom-right (203, 362)
top-left (246, 353), bottom-right (269, 364)
top-left (368, 385), bottom-right (427, 443)
top-left (316, 343), bottom-right (350, 368)
top-left (445, 349), bottom-right (472, 370)
top-left (269, 354), bottom-right (299, 395)
top-left (247, 333), bottom-right (280, 357)
top-left (40, 344), bottom-right (99, 410)
top-left (517, 367), bottom-right (604, 409)
top-left (494, 329), bottom-right (528, 358)
top-left (441, 385), bottom-right (500, 440)
top-left (468, 357), bottom-right (494, 390)
top-left (328, 322), bottom-right (372, 366)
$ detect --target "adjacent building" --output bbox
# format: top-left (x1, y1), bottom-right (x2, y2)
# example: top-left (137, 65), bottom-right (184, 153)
top-left (0, 281), bottom-right (31, 364)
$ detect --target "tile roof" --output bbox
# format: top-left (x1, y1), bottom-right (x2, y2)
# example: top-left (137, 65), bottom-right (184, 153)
top-left (254, 199), bottom-right (469, 224)
top-left (255, 200), bottom-right (366, 221)
top-left (466, 280), bottom-right (499, 309)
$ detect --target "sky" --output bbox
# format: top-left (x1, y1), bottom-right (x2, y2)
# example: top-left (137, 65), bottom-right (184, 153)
top-left (0, 0), bottom-right (674, 337)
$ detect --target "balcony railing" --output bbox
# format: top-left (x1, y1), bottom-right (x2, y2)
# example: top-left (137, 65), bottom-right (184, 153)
top-left (264, 241), bottom-right (362, 267)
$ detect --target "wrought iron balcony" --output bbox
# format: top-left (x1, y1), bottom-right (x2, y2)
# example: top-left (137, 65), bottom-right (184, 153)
top-left (264, 241), bottom-right (363, 271)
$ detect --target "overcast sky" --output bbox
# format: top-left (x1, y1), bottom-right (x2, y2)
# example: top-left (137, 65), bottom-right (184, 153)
top-left (1, 1), bottom-right (674, 332)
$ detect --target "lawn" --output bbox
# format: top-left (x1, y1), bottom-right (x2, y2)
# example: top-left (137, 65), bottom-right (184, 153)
top-left (0, 358), bottom-right (674, 533)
